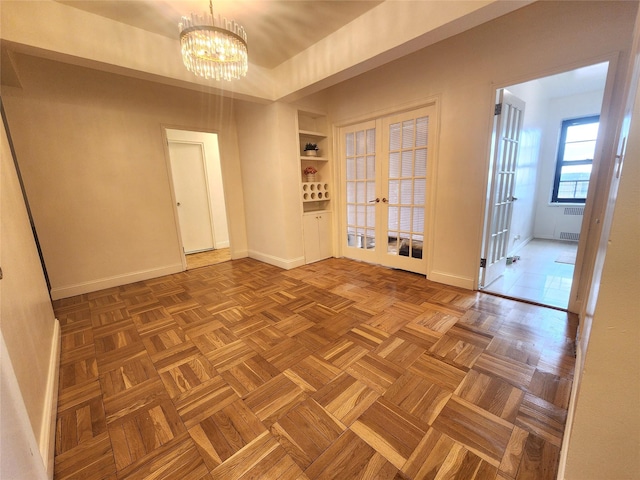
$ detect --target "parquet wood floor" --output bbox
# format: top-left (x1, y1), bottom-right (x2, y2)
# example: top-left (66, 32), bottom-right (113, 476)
top-left (53, 258), bottom-right (577, 480)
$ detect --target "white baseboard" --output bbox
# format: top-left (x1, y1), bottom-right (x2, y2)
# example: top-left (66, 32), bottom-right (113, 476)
top-left (428, 270), bottom-right (475, 290)
top-left (40, 319), bottom-right (60, 480)
top-left (248, 250), bottom-right (305, 270)
top-left (50, 263), bottom-right (183, 300)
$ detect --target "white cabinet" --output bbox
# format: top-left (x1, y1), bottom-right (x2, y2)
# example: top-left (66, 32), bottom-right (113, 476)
top-left (303, 211), bottom-right (332, 264)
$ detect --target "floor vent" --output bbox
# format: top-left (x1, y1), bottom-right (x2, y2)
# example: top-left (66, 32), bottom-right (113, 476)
top-left (560, 232), bottom-right (580, 241)
top-left (564, 206), bottom-right (584, 216)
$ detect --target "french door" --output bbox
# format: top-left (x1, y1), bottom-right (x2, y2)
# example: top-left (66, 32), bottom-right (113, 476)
top-left (340, 105), bottom-right (436, 275)
top-left (480, 89), bottom-right (525, 288)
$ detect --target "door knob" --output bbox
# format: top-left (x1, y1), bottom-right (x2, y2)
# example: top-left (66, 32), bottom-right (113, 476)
top-left (382, 197), bottom-right (388, 203)
top-left (368, 198), bottom-right (380, 203)
top-left (510, 196), bottom-right (518, 201)
top-left (177, 202), bottom-right (181, 206)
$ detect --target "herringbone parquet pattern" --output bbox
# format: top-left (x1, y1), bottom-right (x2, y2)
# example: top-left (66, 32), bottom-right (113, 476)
top-left (53, 258), bottom-right (577, 480)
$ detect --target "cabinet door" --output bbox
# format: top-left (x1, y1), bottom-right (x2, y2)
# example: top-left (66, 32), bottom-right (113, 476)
top-left (303, 212), bottom-right (332, 264)
top-left (317, 212), bottom-right (333, 260)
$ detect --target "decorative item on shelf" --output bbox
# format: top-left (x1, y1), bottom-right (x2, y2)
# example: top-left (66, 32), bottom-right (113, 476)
top-left (304, 166), bottom-right (318, 182)
top-left (179, 0), bottom-right (248, 81)
top-left (304, 143), bottom-right (319, 156)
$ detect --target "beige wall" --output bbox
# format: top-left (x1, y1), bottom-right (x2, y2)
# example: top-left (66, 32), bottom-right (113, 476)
top-left (2, 54), bottom-right (248, 298)
top-left (1, 111), bottom-right (58, 476)
top-left (324, 1), bottom-right (637, 289)
top-left (563, 69), bottom-right (640, 480)
top-left (234, 101), bottom-right (305, 268)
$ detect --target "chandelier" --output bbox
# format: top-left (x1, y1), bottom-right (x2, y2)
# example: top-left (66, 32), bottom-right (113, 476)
top-left (179, 0), bottom-right (248, 81)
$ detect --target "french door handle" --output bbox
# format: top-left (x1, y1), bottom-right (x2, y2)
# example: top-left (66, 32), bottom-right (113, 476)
top-left (368, 198), bottom-right (380, 203)
top-left (382, 198), bottom-right (388, 203)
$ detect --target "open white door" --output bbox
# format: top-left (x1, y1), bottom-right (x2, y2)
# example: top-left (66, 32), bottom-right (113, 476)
top-left (480, 89), bottom-right (525, 288)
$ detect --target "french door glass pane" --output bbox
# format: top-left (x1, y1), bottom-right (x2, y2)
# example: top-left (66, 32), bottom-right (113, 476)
top-left (402, 121), bottom-right (414, 148)
top-left (347, 182), bottom-right (355, 202)
top-left (414, 178), bottom-right (426, 204)
top-left (388, 180), bottom-right (399, 203)
top-left (400, 180), bottom-right (412, 204)
top-left (346, 133), bottom-right (355, 156)
top-left (367, 156), bottom-right (376, 179)
top-left (346, 157), bottom-right (355, 180)
top-left (346, 127), bottom-right (376, 250)
top-left (356, 131), bottom-right (365, 155)
top-left (390, 124), bottom-right (401, 150)
top-left (356, 182), bottom-right (365, 203)
top-left (415, 149), bottom-right (427, 176)
top-left (366, 182), bottom-right (376, 202)
top-left (416, 117), bottom-right (428, 146)
top-left (389, 152), bottom-right (400, 177)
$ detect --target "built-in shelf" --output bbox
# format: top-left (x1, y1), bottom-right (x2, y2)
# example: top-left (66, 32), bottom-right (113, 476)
top-left (299, 129), bottom-right (326, 138)
top-left (300, 156), bottom-right (328, 162)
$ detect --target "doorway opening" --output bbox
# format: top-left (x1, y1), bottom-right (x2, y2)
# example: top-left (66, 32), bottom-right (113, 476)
top-left (165, 128), bottom-right (231, 269)
top-left (480, 62), bottom-right (609, 310)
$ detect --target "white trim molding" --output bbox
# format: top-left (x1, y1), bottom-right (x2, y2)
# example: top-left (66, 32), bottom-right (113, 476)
top-left (50, 264), bottom-right (183, 300)
top-left (248, 250), bottom-right (305, 270)
top-left (428, 271), bottom-right (475, 290)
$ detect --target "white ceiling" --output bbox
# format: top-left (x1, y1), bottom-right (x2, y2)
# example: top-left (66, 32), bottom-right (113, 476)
top-left (3, 1), bottom-right (535, 101)
top-left (535, 62), bottom-right (609, 99)
top-left (55, 0), bottom-right (384, 69)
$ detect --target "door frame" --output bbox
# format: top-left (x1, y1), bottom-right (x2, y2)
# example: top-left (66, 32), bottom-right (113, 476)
top-left (334, 98), bottom-right (441, 277)
top-left (476, 53), bottom-right (620, 313)
top-left (161, 126), bottom-right (230, 271)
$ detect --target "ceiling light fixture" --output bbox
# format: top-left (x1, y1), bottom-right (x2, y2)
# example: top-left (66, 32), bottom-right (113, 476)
top-left (179, 0), bottom-right (248, 81)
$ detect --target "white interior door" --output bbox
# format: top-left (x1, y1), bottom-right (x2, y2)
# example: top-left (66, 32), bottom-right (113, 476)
top-left (380, 108), bottom-right (433, 274)
top-left (168, 142), bottom-right (215, 254)
top-left (480, 89), bottom-right (525, 288)
top-left (341, 106), bottom-right (436, 275)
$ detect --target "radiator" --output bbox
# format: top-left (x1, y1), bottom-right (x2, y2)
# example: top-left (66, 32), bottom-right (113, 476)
top-left (564, 206), bottom-right (585, 216)
top-left (559, 231), bottom-right (580, 241)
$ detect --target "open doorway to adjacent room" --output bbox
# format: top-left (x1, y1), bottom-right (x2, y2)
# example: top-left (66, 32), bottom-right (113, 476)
top-left (165, 128), bottom-right (231, 269)
top-left (480, 61), bottom-right (609, 310)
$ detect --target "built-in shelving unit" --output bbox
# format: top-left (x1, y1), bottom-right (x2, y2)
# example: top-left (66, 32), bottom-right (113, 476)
top-left (298, 111), bottom-right (330, 213)
top-left (297, 110), bottom-right (333, 263)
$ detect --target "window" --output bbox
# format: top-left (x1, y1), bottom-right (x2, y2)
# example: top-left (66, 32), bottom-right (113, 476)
top-left (552, 115), bottom-right (599, 203)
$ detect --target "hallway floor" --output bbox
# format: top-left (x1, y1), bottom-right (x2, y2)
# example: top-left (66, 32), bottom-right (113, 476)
top-left (186, 248), bottom-right (232, 270)
top-left (53, 257), bottom-right (576, 479)
top-left (484, 239), bottom-right (578, 310)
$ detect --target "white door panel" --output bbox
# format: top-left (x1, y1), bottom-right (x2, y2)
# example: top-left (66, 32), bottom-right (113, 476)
top-left (168, 142), bottom-right (215, 254)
